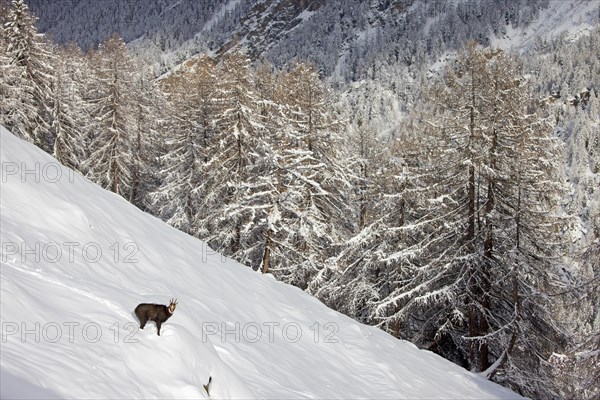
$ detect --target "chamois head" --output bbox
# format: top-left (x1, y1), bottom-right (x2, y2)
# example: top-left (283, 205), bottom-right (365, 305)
top-left (168, 298), bottom-right (178, 314)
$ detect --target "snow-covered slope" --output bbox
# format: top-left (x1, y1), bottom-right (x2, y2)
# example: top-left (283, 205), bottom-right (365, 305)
top-left (0, 126), bottom-right (523, 399)
top-left (490, 0), bottom-right (599, 51)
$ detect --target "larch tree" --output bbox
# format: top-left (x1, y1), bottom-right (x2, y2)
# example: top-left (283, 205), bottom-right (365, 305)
top-left (51, 44), bottom-right (87, 171)
top-left (236, 60), bottom-right (285, 275)
top-left (372, 45), bottom-right (497, 370)
top-left (272, 61), bottom-right (352, 290)
top-left (152, 55), bottom-right (218, 234)
top-left (482, 55), bottom-right (568, 397)
top-left (85, 34), bottom-right (136, 198)
top-left (3, 0), bottom-right (55, 151)
top-left (314, 120), bottom-right (406, 325)
top-left (128, 64), bottom-right (166, 210)
top-left (548, 93), bottom-right (599, 400)
top-left (199, 50), bottom-right (266, 259)
top-left (372, 44), bottom-right (569, 398)
top-left (0, 2), bottom-right (18, 128)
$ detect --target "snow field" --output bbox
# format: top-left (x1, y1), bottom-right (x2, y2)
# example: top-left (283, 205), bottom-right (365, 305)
top-left (1, 127), bottom-right (523, 399)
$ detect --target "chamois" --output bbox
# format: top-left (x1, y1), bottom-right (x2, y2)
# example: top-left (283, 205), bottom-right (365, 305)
top-left (134, 298), bottom-right (178, 336)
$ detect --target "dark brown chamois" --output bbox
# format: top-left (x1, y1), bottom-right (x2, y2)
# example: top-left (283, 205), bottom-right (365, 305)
top-left (134, 298), bottom-right (178, 336)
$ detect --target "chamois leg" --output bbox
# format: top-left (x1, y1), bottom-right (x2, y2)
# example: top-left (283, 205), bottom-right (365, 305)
top-left (156, 321), bottom-right (162, 336)
top-left (135, 308), bottom-right (146, 329)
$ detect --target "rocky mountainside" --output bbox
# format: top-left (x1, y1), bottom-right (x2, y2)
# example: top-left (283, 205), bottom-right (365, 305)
top-left (27, 0), bottom-right (598, 132)
top-left (27, 0), bottom-right (230, 49)
top-left (25, 0), bottom-right (256, 70)
top-left (28, 0), bottom-right (598, 78)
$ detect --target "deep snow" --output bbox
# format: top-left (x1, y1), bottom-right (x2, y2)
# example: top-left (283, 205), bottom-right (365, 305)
top-left (0, 126), bottom-right (523, 399)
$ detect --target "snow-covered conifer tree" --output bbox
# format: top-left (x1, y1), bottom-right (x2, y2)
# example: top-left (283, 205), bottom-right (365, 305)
top-left (3, 0), bottom-right (55, 151)
top-left (128, 64), bottom-right (166, 209)
top-left (199, 51), bottom-right (267, 258)
top-left (0, 4), bottom-right (19, 128)
top-left (315, 121), bottom-right (401, 323)
top-left (269, 62), bottom-right (352, 289)
top-left (151, 55), bottom-right (218, 233)
top-left (85, 34), bottom-right (136, 197)
top-left (51, 44), bottom-right (87, 170)
top-left (371, 44), bottom-right (569, 398)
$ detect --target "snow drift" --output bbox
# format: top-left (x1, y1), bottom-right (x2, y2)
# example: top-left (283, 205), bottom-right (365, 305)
top-left (0, 126), bottom-right (523, 399)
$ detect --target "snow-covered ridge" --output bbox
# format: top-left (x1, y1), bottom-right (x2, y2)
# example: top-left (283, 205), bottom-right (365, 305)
top-left (490, 0), bottom-right (599, 51)
top-left (0, 126), bottom-right (522, 399)
top-left (202, 0), bottom-right (244, 34)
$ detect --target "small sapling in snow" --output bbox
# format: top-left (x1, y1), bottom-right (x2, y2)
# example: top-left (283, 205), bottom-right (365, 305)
top-left (203, 376), bottom-right (212, 396)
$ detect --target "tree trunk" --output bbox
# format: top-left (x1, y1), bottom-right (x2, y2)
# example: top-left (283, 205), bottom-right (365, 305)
top-left (359, 163), bottom-right (368, 229)
top-left (129, 105), bottom-right (142, 205)
top-left (467, 67), bottom-right (478, 367)
top-left (261, 233), bottom-right (272, 274)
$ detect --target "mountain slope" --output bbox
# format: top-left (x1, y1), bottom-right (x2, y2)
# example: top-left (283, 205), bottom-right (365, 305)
top-left (0, 126), bottom-right (524, 399)
top-left (189, 0), bottom-right (599, 80)
top-left (26, 0), bottom-right (233, 50)
top-left (29, 0), bottom-right (598, 80)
